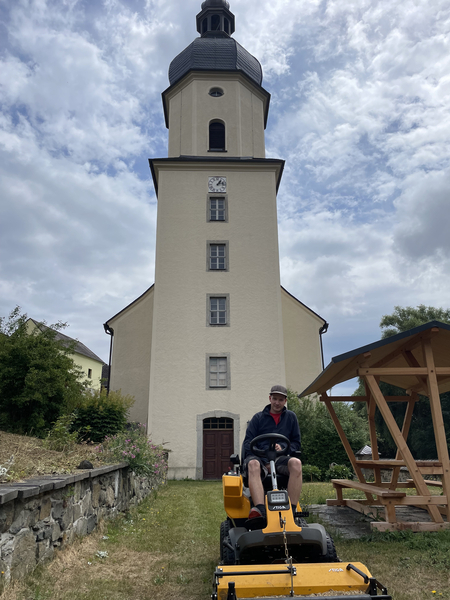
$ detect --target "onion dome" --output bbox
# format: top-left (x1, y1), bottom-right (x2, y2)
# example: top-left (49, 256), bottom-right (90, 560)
top-left (168, 1), bottom-right (263, 87)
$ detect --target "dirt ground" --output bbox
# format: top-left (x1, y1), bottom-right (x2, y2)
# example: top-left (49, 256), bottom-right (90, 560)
top-left (0, 430), bottom-right (109, 483)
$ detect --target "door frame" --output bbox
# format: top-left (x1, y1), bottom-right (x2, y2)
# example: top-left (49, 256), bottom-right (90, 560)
top-left (196, 410), bottom-right (240, 480)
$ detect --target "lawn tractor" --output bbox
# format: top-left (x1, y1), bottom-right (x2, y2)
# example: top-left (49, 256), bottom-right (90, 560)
top-left (212, 434), bottom-right (391, 600)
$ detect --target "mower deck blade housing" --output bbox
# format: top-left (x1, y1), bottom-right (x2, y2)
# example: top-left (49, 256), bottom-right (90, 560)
top-left (214, 562), bottom-right (390, 599)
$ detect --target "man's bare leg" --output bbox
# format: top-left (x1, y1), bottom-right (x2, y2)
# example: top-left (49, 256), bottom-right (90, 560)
top-left (248, 459), bottom-right (265, 507)
top-left (287, 458), bottom-right (302, 508)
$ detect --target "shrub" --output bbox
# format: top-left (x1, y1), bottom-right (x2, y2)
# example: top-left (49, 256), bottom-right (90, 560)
top-left (71, 389), bottom-right (134, 443)
top-left (98, 423), bottom-right (168, 478)
top-left (302, 464), bottom-right (322, 481)
top-left (43, 413), bottom-right (79, 452)
top-left (0, 307), bottom-right (88, 436)
top-left (324, 464), bottom-right (353, 480)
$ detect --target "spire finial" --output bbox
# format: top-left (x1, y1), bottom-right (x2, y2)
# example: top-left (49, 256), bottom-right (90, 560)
top-left (196, 0), bottom-right (235, 37)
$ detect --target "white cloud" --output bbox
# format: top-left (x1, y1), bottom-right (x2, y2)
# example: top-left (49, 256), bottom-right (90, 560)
top-left (0, 0), bottom-right (449, 364)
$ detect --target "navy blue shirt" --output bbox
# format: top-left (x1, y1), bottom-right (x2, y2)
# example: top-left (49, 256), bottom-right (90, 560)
top-left (243, 404), bottom-right (301, 457)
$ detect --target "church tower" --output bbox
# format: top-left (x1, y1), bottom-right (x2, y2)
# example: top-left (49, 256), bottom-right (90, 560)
top-left (105, 0), bottom-right (326, 479)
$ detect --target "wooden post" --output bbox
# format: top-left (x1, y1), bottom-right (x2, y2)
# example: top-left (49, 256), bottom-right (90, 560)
top-left (364, 374), bottom-right (443, 524)
top-left (422, 339), bottom-right (450, 505)
top-left (321, 393), bottom-right (374, 502)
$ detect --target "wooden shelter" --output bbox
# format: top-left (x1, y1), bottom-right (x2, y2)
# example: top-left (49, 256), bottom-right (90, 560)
top-left (300, 321), bottom-right (450, 532)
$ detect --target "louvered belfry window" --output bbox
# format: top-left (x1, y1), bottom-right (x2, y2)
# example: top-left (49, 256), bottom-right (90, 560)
top-left (209, 121), bottom-right (225, 151)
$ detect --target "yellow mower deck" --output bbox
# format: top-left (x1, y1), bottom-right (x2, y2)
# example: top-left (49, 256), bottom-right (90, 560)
top-left (214, 561), bottom-right (378, 599)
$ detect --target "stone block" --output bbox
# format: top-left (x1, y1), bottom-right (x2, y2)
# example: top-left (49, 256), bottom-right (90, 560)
top-left (0, 504), bottom-right (14, 534)
top-left (81, 490), bottom-right (92, 516)
top-left (0, 489), bottom-right (18, 504)
top-left (52, 500), bottom-right (64, 520)
top-left (91, 482), bottom-right (101, 508)
top-left (73, 517), bottom-right (87, 537)
top-left (105, 486), bottom-right (115, 507)
top-left (72, 502), bottom-right (82, 521)
top-left (59, 502), bottom-right (73, 531)
top-left (39, 497), bottom-right (51, 521)
top-left (51, 522), bottom-right (61, 543)
top-left (86, 514), bottom-right (97, 534)
top-left (10, 529), bottom-right (36, 580)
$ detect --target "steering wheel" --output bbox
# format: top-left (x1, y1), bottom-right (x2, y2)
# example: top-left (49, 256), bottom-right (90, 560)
top-left (249, 433), bottom-right (291, 462)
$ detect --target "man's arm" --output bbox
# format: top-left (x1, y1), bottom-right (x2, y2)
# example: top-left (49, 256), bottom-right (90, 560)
top-left (288, 413), bottom-right (301, 454)
top-left (243, 413), bottom-right (260, 456)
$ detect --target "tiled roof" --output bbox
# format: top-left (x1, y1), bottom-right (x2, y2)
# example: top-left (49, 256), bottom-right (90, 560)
top-left (168, 36), bottom-right (263, 87)
top-left (29, 319), bottom-right (104, 364)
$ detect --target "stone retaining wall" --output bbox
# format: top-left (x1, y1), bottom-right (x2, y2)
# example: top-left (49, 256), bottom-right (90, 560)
top-left (0, 463), bottom-right (165, 585)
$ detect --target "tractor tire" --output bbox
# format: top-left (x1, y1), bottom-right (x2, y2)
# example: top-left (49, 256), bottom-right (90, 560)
top-left (321, 533), bottom-right (340, 562)
top-left (220, 520), bottom-right (231, 561)
top-left (222, 535), bottom-right (236, 565)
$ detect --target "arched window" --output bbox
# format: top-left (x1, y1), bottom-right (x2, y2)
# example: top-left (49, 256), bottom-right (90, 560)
top-left (209, 121), bottom-right (225, 151)
top-left (211, 14), bottom-right (220, 30)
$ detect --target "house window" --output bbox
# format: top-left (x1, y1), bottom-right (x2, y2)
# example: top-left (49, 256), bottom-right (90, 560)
top-left (210, 297), bottom-right (227, 325)
top-left (209, 243), bottom-right (227, 270)
top-left (209, 121), bottom-right (226, 151)
top-left (209, 357), bottom-right (228, 388)
top-left (87, 369), bottom-right (92, 378)
top-left (209, 196), bottom-right (226, 221)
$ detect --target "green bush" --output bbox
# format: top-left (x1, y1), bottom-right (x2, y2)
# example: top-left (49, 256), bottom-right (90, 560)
top-left (98, 423), bottom-right (168, 477)
top-left (71, 389), bottom-right (134, 443)
top-left (0, 307), bottom-right (88, 437)
top-left (324, 464), bottom-right (353, 480)
top-left (43, 413), bottom-right (79, 452)
top-left (302, 464), bottom-right (322, 481)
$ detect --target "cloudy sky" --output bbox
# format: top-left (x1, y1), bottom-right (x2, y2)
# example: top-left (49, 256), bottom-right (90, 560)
top-left (1, 0), bottom-right (449, 392)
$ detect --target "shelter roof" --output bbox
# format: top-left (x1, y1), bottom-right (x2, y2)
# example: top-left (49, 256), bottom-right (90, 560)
top-left (300, 321), bottom-right (450, 397)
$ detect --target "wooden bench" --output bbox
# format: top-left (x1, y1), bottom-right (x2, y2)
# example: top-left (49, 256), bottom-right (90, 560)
top-left (331, 479), bottom-right (406, 499)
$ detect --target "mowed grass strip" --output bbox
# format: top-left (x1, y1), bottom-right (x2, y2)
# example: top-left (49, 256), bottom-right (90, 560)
top-left (3, 480), bottom-right (450, 600)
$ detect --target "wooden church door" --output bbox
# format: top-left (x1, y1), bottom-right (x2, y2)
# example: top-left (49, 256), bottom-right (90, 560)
top-left (203, 417), bottom-right (233, 479)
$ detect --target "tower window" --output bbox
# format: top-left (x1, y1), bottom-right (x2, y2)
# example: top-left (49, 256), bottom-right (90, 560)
top-left (209, 356), bottom-right (228, 388)
top-left (224, 18), bottom-right (230, 34)
top-left (202, 18), bottom-right (207, 34)
top-left (211, 14), bottom-right (220, 30)
top-left (210, 297), bottom-right (227, 325)
top-left (209, 121), bottom-right (226, 151)
top-left (209, 243), bottom-right (227, 270)
top-left (209, 197), bottom-right (226, 221)
top-left (209, 87), bottom-right (224, 97)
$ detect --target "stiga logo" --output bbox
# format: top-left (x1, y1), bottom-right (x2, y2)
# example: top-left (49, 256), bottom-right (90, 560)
top-left (329, 568), bottom-right (344, 572)
top-left (273, 505), bottom-right (289, 510)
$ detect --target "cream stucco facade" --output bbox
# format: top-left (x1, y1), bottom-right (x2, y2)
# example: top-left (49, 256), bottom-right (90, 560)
top-left (105, 0), bottom-right (327, 479)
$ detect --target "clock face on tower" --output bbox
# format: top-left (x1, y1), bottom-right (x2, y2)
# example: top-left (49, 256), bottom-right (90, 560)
top-left (208, 176), bottom-right (227, 193)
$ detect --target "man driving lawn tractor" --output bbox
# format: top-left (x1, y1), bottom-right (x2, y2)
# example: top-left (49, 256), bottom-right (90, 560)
top-left (243, 384), bottom-right (302, 525)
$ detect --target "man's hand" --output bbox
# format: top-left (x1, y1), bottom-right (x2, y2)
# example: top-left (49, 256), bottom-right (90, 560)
top-left (275, 443), bottom-right (282, 451)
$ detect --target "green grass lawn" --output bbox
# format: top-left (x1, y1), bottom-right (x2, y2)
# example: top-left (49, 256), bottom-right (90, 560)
top-left (4, 481), bottom-right (450, 600)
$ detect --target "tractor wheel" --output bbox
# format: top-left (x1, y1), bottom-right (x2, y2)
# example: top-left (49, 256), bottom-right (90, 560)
top-left (222, 535), bottom-right (236, 565)
top-left (321, 533), bottom-right (340, 562)
top-left (220, 520), bottom-right (231, 561)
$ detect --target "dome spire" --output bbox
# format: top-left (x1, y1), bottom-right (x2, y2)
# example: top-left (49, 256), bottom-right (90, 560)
top-left (196, 0), bottom-right (235, 37)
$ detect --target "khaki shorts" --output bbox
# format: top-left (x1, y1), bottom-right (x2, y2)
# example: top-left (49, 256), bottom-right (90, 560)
top-left (243, 454), bottom-right (291, 479)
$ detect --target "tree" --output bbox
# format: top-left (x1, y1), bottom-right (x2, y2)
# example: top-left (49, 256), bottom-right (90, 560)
top-left (379, 305), bottom-right (450, 339)
top-left (0, 307), bottom-right (87, 436)
top-left (353, 305), bottom-right (450, 459)
top-left (289, 391), bottom-right (368, 474)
